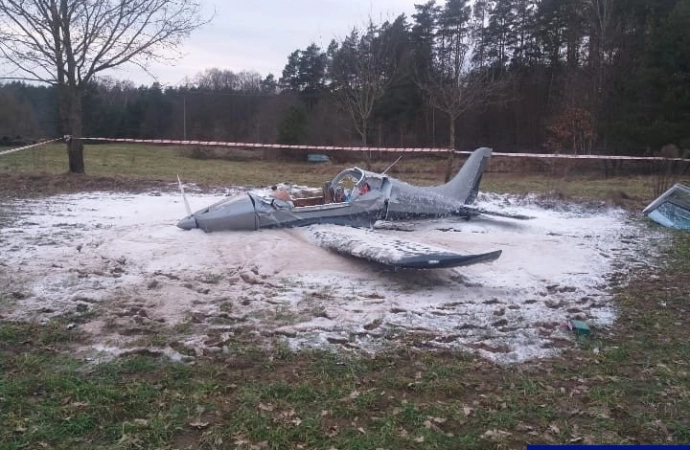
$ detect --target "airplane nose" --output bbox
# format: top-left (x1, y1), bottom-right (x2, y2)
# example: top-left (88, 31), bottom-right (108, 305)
top-left (177, 215), bottom-right (198, 230)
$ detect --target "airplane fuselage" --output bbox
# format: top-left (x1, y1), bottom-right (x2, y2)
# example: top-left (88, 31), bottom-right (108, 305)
top-left (177, 147), bottom-right (492, 232)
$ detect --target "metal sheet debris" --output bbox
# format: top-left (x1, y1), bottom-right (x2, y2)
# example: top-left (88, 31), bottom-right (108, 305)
top-left (643, 183), bottom-right (690, 230)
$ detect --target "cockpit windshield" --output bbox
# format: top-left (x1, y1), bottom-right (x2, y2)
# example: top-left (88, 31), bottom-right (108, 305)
top-left (207, 193), bottom-right (252, 211)
top-left (327, 168), bottom-right (364, 202)
top-left (330, 168), bottom-right (364, 188)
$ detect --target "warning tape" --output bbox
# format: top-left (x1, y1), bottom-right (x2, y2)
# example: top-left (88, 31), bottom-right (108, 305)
top-left (0, 138), bottom-right (62, 157)
top-left (80, 137), bottom-right (445, 153)
top-left (80, 137), bottom-right (687, 162)
top-left (482, 151), bottom-right (686, 161)
top-left (1, 136), bottom-right (687, 162)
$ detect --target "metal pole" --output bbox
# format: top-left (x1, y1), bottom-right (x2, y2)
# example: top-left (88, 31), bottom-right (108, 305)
top-left (183, 94), bottom-right (187, 140)
top-left (432, 107), bottom-right (435, 148)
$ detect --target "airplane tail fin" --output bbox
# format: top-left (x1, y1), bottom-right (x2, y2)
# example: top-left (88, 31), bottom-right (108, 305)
top-left (428, 147), bottom-right (492, 204)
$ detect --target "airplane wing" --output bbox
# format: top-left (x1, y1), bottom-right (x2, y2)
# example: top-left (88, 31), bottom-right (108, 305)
top-left (302, 224), bottom-right (502, 269)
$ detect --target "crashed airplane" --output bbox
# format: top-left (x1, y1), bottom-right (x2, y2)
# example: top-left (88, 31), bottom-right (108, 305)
top-left (177, 147), bottom-right (526, 269)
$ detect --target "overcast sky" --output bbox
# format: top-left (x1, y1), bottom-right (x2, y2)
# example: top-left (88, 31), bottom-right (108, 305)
top-left (110, 0), bottom-right (418, 87)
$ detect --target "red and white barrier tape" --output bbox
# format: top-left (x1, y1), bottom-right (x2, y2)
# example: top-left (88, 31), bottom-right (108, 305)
top-left (484, 151), bottom-right (685, 161)
top-left (1, 136), bottom-right (687, 162)
top-left (0, 138), bottom-right (62, 157)
top-left (80, 137), bottom-right (445, 153)
top-left (80, 137), bottom-right (687, 162)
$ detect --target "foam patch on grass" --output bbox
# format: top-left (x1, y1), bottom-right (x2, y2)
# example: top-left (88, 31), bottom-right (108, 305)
top-left (0, 190), bottom-right (662, 363)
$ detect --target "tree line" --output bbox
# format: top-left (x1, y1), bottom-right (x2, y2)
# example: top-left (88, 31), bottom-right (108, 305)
top-left (1, 0), bottom-right (688, 160)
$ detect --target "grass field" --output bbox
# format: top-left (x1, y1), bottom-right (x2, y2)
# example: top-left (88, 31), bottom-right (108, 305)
top-left (1, 143), bottom-right (680, 207)
top-left (1, 143), bottom-right (690, 449)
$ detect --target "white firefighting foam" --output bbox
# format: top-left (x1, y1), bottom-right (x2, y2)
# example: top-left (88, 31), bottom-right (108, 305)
top-left (0, 190), bottom-right (659, 363)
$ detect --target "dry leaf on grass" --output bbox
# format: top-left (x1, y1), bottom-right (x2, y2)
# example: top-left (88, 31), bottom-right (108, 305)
top-left (133, 418), bottom-right (149, 427)
top-left (481, 429), bottom-right (512, 441)
top-left (423, 420), bottom-right (441, 431)
top-left (515, 423), bottom-right (534, 432)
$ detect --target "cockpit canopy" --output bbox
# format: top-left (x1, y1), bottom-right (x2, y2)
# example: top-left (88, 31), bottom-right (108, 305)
top-left (330, 168), bottom-right (365, 189)
top-left (643, 183), bottom-right (690, 229)
top-left (328, 167), bottom-right (386, 200)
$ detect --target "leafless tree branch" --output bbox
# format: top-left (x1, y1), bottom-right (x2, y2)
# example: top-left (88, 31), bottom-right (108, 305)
top-left (0, 0), bottom-right (208, 86)
top-left (330, 22), bottom-right (398, 146)
top-left (0, 0), bottom-right (209, 173)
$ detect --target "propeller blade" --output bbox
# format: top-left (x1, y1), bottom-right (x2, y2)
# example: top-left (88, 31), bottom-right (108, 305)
top-left (177, 174), bottom-right (192, 216)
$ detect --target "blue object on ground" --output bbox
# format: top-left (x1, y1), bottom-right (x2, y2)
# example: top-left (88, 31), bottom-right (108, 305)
top-left (643, 183), bottom-right (690, 230)
top-left (307, 154), bottom-right (330, 163)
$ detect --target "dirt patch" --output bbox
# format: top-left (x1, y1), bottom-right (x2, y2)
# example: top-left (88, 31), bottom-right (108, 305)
top-left (0, 173), bottom-right (167, 198)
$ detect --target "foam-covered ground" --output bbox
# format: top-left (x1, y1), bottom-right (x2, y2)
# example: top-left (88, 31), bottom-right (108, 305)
top-left (0, 189), bottom-right (659, 363)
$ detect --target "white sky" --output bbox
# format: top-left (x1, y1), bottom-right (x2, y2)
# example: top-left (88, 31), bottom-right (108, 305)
top-left (110, 0), bottom-right (418, 87)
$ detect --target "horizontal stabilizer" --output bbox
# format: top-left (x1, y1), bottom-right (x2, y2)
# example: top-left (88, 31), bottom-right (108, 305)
top-left (303, 224), bottom-right (502, 269)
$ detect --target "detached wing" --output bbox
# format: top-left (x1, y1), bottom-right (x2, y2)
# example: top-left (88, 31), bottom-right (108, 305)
top-left (302, 224), bottom-right (501, 269)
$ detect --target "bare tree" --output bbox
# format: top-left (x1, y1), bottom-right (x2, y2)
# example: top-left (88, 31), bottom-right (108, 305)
top-left (586, 0), bottom-right (614, 118)
top-left (420, 73), bottom-right (485, 150)
top-left (419, 71), bottom-right (508, 180)
top-left (416, 0), bottom-right (480, 181)
top-left (192, 69), bottom-right (263, 93)
top-left (588, 0), bottom-right (614, 79)
top-left (329, 22), bottom-right (397, 147)
top-left (0, 0), bottom-right (208, 173)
